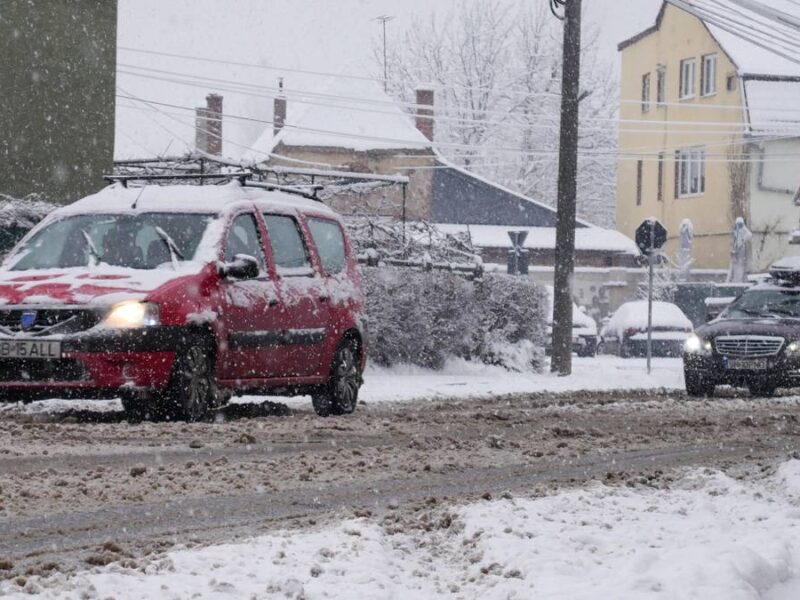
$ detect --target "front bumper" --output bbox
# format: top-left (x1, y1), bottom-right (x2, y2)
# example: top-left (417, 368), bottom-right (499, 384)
top-left (0, 326), bottom-right (189, 400)
top-left (683, 352), bottom-right (800, 386)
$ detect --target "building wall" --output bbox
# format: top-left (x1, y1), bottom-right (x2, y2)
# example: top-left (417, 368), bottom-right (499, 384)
top-left (617, 3), bottom-right (745, 269)
top-left (748, 137), bottom-right (800, 270)
top-left (0, 0), bottom-right (117, 202)
top-left (270, 145), bottom-right (435, 220)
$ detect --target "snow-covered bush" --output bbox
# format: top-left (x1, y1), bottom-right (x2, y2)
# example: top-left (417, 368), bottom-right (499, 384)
top-left (361, 266), bottom-right (546, 372)
top-left (0, 193), bottom-right (58, 255)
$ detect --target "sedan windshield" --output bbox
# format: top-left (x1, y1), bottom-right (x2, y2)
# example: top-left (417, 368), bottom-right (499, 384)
top-left (722, 289), bottom-right (800, 319)
top-left (9, 213), bottom-right (214, 271)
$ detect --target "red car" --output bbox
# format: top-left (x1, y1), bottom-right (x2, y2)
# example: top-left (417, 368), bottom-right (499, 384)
top-left (0, 182), bottom-right (367, 421)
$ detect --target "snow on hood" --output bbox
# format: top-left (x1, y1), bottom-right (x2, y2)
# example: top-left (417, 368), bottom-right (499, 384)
top-left (0, 264), bottom-right (203, 307)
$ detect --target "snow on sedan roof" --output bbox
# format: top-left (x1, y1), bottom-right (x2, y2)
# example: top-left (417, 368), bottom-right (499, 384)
top-left (53, 181), bottom-right (334, 216)
top-left (605, 300), bottom-right (693, 337)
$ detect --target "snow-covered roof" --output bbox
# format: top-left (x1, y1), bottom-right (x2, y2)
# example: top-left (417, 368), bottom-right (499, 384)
top-left (52, 181), bottom-right (333, 217)
top-left (743, 80), bottom-right (800, 135)
top-left (242, 77), bottom-right (432, 159)
top-left (433, 223), bottom-right (639, 255)
top-left (620, 1), bottom-right (800, 79)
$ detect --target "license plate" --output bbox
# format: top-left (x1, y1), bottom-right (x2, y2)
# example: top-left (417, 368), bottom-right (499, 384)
top-left (0, 339), bottom-right (62, 359)
top-left (727, 358), bottom-right (768, 370)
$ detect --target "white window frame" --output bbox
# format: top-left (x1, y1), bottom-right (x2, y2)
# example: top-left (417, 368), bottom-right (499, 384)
top-left (642, 72), bottom-right (651, 112)
top-left (701, 54), bottom-right (717, 96)
top-left (677, 148), bottom-right (706, 197)
top-left (656, 65), bottom-right (666, 106)
top-left (680, 58), bottom-right (696, 99)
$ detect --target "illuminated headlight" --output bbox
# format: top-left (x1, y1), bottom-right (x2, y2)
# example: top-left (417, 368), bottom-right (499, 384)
top-left (684, 334), bottom-right (712, 354)
top-left (102, 301), bottom-right (159, 329)
top-left (787, 341), bottom-right (800, 353)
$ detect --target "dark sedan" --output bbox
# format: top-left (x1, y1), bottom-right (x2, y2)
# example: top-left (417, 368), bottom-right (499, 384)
top-left (683, 282), bottom-right (800, 397)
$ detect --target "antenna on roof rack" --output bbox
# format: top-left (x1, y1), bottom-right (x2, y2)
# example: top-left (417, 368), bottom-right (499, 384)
top-left (243, 180), bottom-right (325, 202)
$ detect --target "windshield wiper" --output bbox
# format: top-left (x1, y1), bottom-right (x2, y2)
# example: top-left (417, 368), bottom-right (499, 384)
top-left (81, 230), bottom-right (102, 266)
top-left (154, 226), bottom-right (184, 269)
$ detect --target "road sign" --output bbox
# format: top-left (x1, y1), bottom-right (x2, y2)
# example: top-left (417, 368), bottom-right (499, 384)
top-left (635, 218), bottom-right (667, 255)
top-left (507, 231), bottom-right (529, 275)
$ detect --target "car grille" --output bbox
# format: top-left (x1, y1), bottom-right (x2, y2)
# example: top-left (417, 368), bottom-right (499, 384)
top-left (714, 335), bottom-right (784, 358)
top-left (0, 308), bottom-right (101, 335)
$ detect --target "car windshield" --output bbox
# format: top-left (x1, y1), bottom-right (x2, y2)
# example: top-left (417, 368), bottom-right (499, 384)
top-left (8, 213), bottom-right (214, 271)
top-left (721, 289), bottom-right (800, 319)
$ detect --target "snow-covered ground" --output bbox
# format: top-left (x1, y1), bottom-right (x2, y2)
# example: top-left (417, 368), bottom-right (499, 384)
top-left (0, 356), bottom-right (685, 416)
top-left (10, 460), bottom-right (800, 599)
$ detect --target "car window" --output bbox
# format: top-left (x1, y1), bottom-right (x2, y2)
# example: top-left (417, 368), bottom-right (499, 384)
top-left (224, 213), bottom-right (266, 272)
top-left (9, 213), bottom-right (214, 271)
top-left (262, 214), bottom-right (312, 275)
top-left (723, 289), bottom-right (800, 319)
top-left (307, 218), bottom-right (346, 275)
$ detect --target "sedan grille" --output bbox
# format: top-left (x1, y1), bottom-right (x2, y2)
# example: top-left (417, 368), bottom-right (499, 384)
top-left (714, 335), bottom-right (784, 358)
top-left (0, 308), bottom-right (101, 335)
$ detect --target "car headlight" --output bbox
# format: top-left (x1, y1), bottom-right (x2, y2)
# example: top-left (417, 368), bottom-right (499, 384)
top-left (102, 301), bottom-right (159, 329)
top-left (787, 341), bottom-right (800, 353)
top-left (684, 334), bottom-right (712, 354)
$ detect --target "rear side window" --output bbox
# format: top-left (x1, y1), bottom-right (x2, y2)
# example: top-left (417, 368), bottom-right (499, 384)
top-left (262, 214), bottom-right (311, 275)
top-left (224, 213), bottom-right (266, 272)
top-left (307, 218), bottom-right (346, 275)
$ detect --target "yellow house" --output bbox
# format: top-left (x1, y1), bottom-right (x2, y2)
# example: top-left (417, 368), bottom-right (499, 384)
top-left (617, 0), bottom-right (800, 272)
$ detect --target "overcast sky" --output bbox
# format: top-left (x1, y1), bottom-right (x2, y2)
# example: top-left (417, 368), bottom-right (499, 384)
top-left (115, 0), bottom-right (663, 158)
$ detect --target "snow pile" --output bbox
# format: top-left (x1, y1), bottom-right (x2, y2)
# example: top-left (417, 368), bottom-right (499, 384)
top-left (0, 193), bottom-right (57, 256)
top-left (13, 461), bottom-right (800, 599)
top-left (362, 266), bottom-right (547, 372)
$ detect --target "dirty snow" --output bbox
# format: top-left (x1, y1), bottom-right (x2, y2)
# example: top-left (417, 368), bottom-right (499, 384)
top-left (10, 461), bottom-right (800, 599)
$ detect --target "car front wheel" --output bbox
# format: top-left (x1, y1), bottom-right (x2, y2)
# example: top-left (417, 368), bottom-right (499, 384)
top-left (157, 343), bottom-right (215, 422)
top-left (312, 339), bottom-right (362, 417)
top-left (685, 370), bottom-right (715, 397)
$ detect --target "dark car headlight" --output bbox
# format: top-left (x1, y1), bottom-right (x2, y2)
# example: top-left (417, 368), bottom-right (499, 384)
top-left (684, 334), bottom-right (712, 355)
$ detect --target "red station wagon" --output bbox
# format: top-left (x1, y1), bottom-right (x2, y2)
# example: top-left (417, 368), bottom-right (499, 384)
top-left (0, 181), bottom-right (367, 421)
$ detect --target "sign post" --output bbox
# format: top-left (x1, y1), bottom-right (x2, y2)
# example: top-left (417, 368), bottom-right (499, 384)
top-left (507, 231), bottom-right (529, 276)
top-left (635, 219), bottom-right (668, 375)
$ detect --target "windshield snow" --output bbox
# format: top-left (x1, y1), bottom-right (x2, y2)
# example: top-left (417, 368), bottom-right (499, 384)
top-left (8, 213), bottom-right (214, 271)
top-left (722, 288), bottom-right (800, 319)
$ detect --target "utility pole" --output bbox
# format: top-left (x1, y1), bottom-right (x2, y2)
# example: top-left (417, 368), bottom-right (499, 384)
top-left (374, 15), bottom-right (394, 92)
top-left (550, 0), bottom-right (582, 376)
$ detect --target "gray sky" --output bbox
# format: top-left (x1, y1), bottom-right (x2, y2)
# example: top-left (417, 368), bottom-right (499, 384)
top-left (116, 0), bottom-right (663, 158)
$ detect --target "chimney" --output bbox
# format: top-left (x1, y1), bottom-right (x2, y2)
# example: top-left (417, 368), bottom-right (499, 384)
top-left (195, 93), bottom-right (223, 155)
top-left (273, 77), bottom-right (287, 136)
top-left (415, 88), bottom-right (434, 142)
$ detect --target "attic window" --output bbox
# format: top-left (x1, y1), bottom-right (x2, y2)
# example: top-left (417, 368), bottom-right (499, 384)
top-left (642, 73), bottom-right (651, 112)
top-left (701, 54), bottom-right (717, 96)
top-left (656, 65), bottom-right (666, 105)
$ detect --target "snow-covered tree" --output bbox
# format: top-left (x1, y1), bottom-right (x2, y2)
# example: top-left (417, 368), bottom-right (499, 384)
top-left (380, 1), bottom-right (618, 227)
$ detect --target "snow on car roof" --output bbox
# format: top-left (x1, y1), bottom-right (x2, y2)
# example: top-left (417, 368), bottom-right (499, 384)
top-left (52, 181), bottom-right (335, 217)
top-left (604, 300), bottom-right (693, 337)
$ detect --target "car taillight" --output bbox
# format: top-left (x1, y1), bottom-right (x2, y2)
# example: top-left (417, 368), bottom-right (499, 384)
top-left (625, 327), bottom-right (639, 337)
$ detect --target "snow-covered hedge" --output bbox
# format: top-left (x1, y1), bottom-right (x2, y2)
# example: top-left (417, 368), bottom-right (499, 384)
top-left (0, 194), bottom-right (58, 255)
top-left (361, 266), bottom-right (547, 372)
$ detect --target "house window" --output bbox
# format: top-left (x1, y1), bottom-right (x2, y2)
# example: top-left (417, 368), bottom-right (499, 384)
top-left (680, 58), bottom-right (696, 99)
top-left (701, 54), bottom-right (717, 96)
top-left (726, 74), bottom-right (737, 91)
top-left (657, 152), bottom-right (664, 202)
top-left (677, 148), bottom-right (706, 197)
top-left (636, 160), bottom-right (643, 205)
top-left (656, 65), bottom-right (666, 105)
top-left (642, 73), bottom-right (651, 112)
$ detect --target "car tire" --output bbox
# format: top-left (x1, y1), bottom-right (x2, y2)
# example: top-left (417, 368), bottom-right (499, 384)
top-left (685, 370), bottom-right (715, 397)
top-left (312, 339), bottom-right (362, 417)
top-left (156, 342), bottom-right (215, 422)
top-left (748, 381), bottom-right (777, 397)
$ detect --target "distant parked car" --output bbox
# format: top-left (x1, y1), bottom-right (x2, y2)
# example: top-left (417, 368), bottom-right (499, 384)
top-left (545, 286), bottom-right (598, 357)
top-left (600, 300), bottom-right (693, 358)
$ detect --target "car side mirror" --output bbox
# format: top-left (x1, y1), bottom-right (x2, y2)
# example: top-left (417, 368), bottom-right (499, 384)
top-left (220, 254), bottom-right (260, 280)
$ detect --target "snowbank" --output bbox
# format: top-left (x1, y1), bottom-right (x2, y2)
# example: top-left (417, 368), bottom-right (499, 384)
top-left (11, 461), bottom-right (800, 599)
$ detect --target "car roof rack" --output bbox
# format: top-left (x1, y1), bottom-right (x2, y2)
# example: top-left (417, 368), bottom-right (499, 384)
top-left (242, 180), bottom-right (324, 202)
top-left (104, 173), bottom-right (250, 187)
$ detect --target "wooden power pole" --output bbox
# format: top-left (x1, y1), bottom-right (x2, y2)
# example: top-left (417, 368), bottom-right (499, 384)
top-left (550, 0), bottom-right (582, 376)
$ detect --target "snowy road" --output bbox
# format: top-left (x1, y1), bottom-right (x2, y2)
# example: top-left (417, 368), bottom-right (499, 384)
top-left (1, 382), bottom-right (799, 591)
